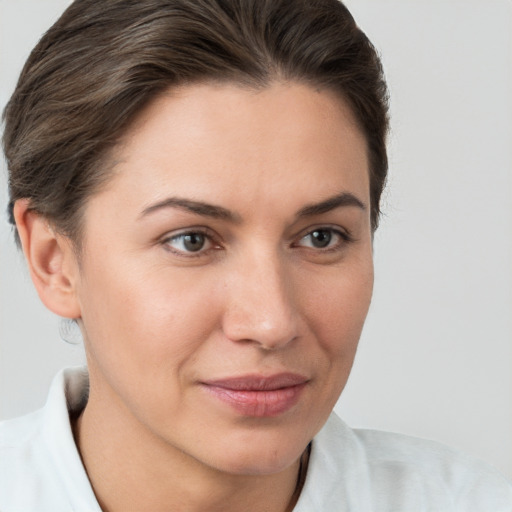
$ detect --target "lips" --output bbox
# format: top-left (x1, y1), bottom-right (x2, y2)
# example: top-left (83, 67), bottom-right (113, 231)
top-left (201, 373), bottom-right (308, 417)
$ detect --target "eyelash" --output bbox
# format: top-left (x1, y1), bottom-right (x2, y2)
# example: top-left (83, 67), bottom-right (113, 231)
top-left (162, 228), bottom-right (219, 258)
top-left (294, 227), bottom-right (354, 252)
top-left (161, 226), bottom-right (354, 258)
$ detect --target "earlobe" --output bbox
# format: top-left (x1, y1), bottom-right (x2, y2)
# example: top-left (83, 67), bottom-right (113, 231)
top-left (13, 199), bottom-right (82, 319)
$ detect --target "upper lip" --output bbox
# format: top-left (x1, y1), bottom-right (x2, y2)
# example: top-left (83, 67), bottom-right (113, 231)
top-left (202, 373), bottom-right (309, 391)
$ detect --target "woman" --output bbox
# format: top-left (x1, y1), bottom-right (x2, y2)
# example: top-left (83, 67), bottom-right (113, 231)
top-left (1, 0), bottom-right (511, 510)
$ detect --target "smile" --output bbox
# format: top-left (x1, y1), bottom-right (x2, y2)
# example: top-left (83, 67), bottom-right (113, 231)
top-left (201, 373), bottom-right (308, 417)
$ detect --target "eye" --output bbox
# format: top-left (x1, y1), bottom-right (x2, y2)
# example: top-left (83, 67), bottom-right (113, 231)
top-left (163, 230), bottom-right (215, 255)
top-left (296, 228), bottom-right (350, 250)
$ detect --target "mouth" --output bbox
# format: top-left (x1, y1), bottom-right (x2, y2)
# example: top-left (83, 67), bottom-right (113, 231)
top-left (201, 373), bottom-right (308, 417)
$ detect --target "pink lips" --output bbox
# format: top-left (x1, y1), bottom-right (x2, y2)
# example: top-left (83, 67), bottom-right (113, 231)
top-left (201, 373), bottom-right (308, 417)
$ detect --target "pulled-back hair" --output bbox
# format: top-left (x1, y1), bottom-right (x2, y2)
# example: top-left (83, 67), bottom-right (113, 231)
top-left (3, 0), bottom-right (389, 246)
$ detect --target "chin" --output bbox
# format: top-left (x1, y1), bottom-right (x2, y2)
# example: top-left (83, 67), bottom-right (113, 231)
top-left (202, 432), bottom-right (308, 476)
top-left (216, 454), bottom-right (298, 476)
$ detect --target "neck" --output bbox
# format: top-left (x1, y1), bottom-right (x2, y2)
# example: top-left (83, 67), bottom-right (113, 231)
top-left (73, 388), bottom-right (304, 512)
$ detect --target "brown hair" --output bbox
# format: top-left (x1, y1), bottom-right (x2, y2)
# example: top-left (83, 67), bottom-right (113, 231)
top-left (3, 0), bottom-right (389, 247)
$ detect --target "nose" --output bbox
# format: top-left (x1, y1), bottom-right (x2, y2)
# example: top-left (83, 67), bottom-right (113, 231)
top-left (221, 250), bottom-right (299, 351)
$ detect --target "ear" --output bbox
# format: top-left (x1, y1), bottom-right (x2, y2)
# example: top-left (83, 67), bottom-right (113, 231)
top-left (13, 199), bottom-right (82, 319)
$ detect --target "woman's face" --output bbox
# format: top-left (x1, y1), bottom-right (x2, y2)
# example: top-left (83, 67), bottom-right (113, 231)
top-left (74, 82), bottom-right (373, 475)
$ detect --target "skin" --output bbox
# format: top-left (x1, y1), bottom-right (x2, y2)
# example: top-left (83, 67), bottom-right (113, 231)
top-left (15, 81), bottom-right (374, 512)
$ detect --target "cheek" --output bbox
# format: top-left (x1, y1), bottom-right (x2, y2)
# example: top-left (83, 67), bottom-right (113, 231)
top-left (77, 259), bottom-right (228, 421)
top-left (77, 254), bottom-right (224, 379)
top-left (291, 258), bottom-right (373, 435)
top-left (299, 258), bottom-right (374, 357)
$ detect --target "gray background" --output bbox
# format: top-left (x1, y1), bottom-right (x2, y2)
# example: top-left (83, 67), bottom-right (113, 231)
top-left (1, 0), bottom-right (511, 479)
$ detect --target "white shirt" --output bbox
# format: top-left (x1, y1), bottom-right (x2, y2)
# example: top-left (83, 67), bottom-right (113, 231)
top-left (1, 367), bottom-right (511, 511)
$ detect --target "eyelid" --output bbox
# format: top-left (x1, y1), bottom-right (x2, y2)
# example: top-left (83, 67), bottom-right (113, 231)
top-left (160, 227), bottom-right (222, 257)
top-left (292, 225), bottom-right (355, 250)
top-left (294, 224), bottom-right (353, 241)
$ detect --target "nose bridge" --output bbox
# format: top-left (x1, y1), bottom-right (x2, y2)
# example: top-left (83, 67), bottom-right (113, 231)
top-left (222, 245), bottom-right (298, 349)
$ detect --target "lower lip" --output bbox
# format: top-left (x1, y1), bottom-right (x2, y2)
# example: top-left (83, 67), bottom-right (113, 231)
top-left (202, 383), bottom-right (306, 417)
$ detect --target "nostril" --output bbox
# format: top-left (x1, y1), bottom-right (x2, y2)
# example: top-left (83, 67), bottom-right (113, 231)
top-left (222, 259), bottom-right (299, 348)
top-left (222, 306), bottom-right (299, 350)
top-left (257, 334), bottom-right (299, 352)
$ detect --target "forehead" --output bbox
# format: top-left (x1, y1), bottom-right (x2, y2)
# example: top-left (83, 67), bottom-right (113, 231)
top-left (92, 81), bottom-right (370, 221)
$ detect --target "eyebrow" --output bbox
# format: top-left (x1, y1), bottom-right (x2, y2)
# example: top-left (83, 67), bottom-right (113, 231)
top-left (296, 192), bottom-right (366, 218)
top-left (140, 197), bottom-right (242, 222)
top-left (140, 191), bottom-right (366, 222)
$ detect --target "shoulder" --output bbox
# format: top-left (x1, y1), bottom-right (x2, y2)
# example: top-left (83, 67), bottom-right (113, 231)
top-left (295, 413), bottom-right (512, 512)
top-left (0, 408), bottom-right (45, 481)
top-left (0, 408), bottom-right (43, 448)
top-left (0, 367), bottom-right (100, 512)
top-left (353, 425), bottom-right (499, 474)
top-left (354, 426), bottom-right (512, 505)
top-left (0, 408), bottom-right (66, 511)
